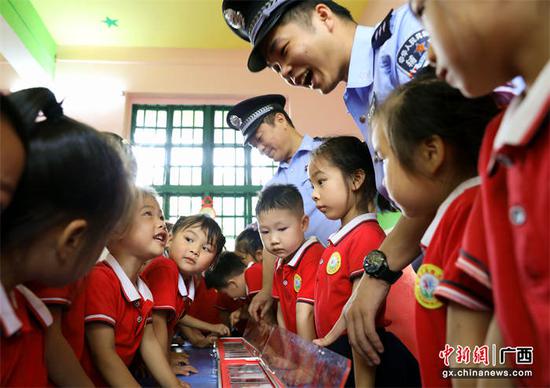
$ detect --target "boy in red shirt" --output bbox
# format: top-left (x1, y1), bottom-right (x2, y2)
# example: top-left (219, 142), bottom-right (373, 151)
top-left (255, 184), bottom-right (322, 341)
top-left (205, 251), bottom-right (263, 328)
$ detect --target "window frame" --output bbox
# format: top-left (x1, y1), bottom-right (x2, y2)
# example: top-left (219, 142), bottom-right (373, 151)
top-left (130, 104), bottom-right (276, 248)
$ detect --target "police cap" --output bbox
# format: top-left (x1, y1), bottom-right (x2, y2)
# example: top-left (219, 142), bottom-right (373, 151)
top-left (222, 0), bottom-right (303, 72)
top-left (226, 94), bottom-right (287, 144)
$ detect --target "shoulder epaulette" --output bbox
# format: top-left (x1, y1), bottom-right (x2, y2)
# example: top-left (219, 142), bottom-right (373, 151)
top-left (371, 9), bottom-right (393, 50)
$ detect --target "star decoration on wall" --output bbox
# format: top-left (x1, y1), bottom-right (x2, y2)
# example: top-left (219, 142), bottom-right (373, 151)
top-left (102, 17), bottom-right (119, 28)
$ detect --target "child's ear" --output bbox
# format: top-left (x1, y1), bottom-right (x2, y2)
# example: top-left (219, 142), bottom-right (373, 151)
top-left (351, 169), bottom-right (366, 192)
top-left (419, 135), bottom-right (445, 175)
top-left (254, 249), bottom-right (263, 262)
top-left (56, 219), bottom-right (88, 264)
top-left (301, 214), bottom-right (310, 232)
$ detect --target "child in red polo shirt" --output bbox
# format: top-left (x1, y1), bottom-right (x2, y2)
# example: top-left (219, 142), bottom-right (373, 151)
top-left (141, 215), bottom-right (228, 364)
top-left (214, 226), bottom-right (264, 333)
top-left (204, 251), bottom-right (264, 328)
top-left (372, 71), bottom-right (500, 387)
top-left (80, 187), bottom-right (183, 387)
top-left (309, 137), bottom-right (419, 387)
top-left (254, 184), bottom-right (322, 341)
top-left (1, 88), bottom-right (133, 387)
top-left (410, 1), bottom-right (549, 385)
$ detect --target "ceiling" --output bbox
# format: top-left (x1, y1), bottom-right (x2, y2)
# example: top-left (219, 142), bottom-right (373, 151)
top-left (30, 0), bottom-right (369, 49)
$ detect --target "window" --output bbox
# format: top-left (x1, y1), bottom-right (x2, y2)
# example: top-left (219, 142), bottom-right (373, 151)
top-left (131, 105), bottom-right (277, 250)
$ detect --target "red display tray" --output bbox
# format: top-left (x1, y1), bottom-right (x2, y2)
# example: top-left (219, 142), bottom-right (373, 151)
top-left (215, 323), bottom-right (351, 388)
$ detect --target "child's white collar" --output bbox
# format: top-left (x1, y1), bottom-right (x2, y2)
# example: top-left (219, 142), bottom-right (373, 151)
top-left (328, 213), bottom-right (378, 245)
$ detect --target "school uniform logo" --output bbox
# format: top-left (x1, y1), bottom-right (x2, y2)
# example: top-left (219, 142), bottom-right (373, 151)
top-left (326, 252), bottom-right (342, 275)
top-left (397, 29), bottom-right (430, 78)
top-left (294, 274), bottom-right (302, 293)
top-left (415, 263), bottom-right (443, 309)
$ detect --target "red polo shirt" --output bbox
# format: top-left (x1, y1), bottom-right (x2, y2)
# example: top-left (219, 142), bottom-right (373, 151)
top-left (272, 237), bottom-right (323, 334)
top-left (244, 262), bottom-right (263, 302)
top-left (1, 284), bottom-right (52, 387)
top-left (314, 213), bottom-right (386, 338)
top-left (455, 194), bottom-right (492, 292)
top-left (187, 277), bottom-right (221, 328)
top-left (80, 255), bottom-right (154, 386)
top-left (463, 63), bottom-right (550, 386)
top-left (415, 179), bottom-right (493, 387)
top-left (141, 256), bottom-right (195, 334)
top-left (30, 280), bottom-right (87, 361)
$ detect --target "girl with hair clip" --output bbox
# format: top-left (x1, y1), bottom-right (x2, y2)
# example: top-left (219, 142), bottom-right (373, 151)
top-left (77, 187), bottom-right (187, 387)
top-left (370, 71), bottom-right (500, 387)
top-left (0, 87), bottom-right (134, 387)
top-left (309, 136), bottom-right (419, 387)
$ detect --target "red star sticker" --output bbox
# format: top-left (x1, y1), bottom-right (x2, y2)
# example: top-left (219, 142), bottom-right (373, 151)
top-left (415, 42), bottom-right (426, 53)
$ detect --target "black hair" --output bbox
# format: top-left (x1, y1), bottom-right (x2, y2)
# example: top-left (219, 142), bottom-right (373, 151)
top-left (1, 88), bottom-right (134, 253)
top-left (255, 184), bottom-right (304, 217)
top-left (311, 136), bottom-right (384, 213)
top-left (374, 70), bottom-right (500, 176)
top-left (204, 251), bottom-right (246, 290)
top-left (1, 93), bottom-right (29, 151)
top-left (165, 221), bottom-right (174, 234)
top-left (235, 225), bottom-right (263, 258)
top-left (280, 0), bottom-right (355, 28)
top-left (262, 110), bottom-right (295, 128)
top-left (171, 214), bottom-right (226, 257)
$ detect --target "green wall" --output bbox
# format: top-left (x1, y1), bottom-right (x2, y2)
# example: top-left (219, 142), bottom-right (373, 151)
top-left (0, 0), bottom-right (56, 76)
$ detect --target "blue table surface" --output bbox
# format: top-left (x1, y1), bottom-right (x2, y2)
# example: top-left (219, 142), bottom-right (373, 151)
top-left (177, 344), bottom-right (218, 388)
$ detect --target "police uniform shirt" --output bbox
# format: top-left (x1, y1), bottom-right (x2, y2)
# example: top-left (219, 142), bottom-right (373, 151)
top-left (344, 5), bottom-right (429, 197)
top-left (264, 135), bottom-right (340, 245)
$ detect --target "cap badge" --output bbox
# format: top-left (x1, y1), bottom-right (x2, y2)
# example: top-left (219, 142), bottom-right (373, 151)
top-left (224, 9), bottom-right (245, 30)
top-left (229, 114), bottom-right (242, 129)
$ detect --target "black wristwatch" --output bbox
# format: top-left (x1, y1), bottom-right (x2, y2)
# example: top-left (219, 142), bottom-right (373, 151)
top-left (363, 250), bottom-right (402, 285)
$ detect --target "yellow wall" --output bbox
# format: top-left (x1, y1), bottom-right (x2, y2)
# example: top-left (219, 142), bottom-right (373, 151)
top-left (1, 0), bottom-right (405, 140)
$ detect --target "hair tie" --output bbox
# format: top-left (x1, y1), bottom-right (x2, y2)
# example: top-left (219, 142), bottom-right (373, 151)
top-left (42, 99), bottom-right (64, 120)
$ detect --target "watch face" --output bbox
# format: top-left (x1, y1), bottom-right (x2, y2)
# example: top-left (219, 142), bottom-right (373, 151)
top-left (365, 251), bottom-right (385, 274)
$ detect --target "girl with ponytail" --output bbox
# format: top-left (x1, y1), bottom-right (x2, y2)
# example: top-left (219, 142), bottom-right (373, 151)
top-left (1, 88), bottom-right (134, 386)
